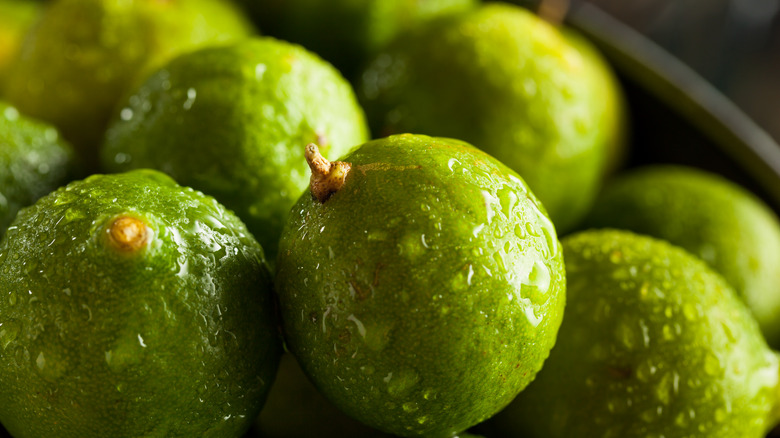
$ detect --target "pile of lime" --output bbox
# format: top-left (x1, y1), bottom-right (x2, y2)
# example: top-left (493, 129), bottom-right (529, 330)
top-left (1, 1), bottom-right (779, 437)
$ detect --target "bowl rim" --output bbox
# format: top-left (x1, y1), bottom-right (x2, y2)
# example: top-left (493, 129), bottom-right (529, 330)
top-left (567, 2), bottom-right (780, 209)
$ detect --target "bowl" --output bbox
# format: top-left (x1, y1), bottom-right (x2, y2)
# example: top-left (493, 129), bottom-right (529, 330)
top-left (566, 2), bottom-right (780, 213)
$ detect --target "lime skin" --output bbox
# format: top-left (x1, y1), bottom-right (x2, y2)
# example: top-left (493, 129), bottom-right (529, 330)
top-left (275, 134), bottom-right (566, 437)
top-left (101, 37), bottom-right (370, 259)
top-left (490, 229), bottom-right (780, 437)
top-left (0, 170), bottom-right (281, 438)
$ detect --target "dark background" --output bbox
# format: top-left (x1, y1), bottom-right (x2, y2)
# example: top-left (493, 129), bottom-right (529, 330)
top-left (586, 0), bottom-right (780, 146)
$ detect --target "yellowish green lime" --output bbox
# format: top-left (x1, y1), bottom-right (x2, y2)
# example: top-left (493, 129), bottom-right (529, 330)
top-left (0, 0), bottom-right (42, 96)
top-left (4, 0), bottom-right (255, 170)
top-left (358, 3), bottom-right (625, 233)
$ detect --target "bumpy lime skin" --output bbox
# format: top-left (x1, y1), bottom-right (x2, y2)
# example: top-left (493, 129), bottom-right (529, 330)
top-left (275, 134), bottom-right (566, 437)
top-left (358, 3), bottom-right (624, 233)
top-left (584, 166), bottom-right (780, 347)
top-left (0, 170), bottom-right (281, 438)
top-left (241, 0), bottom-right (477, 76)
top-left (492, 229), bottom-right (780, 437)
top-left (4, 0), bottom-right (255, 170)
top-left (101, 37), bottom-right (370, 259)
top-left (0, 102), bottom-right (77, 238)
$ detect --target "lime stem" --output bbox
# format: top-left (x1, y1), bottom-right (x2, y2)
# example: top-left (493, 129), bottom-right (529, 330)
top-left (538, 0), bottom-right (570, 25)
top-left (305, 144), bottom-right (351, 203)
top-left (107, 216), bottom-right (149, 252)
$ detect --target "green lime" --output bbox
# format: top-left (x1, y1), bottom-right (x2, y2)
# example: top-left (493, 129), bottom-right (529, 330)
top-left (491, 229), bottom-right (780, 437)
top-left (101, 37), bottom-right (369, 258)
top-left (275, 134), bottom-right (566, 437)
top-left (4, 0), bottom-right (255, 171)
top-left (0, 101), bottom-right (78, 238)
top-left (0, 170), bottom-right (281, 437)
top-left (358, 3), bottom-right (625, 233)
top-left (584, 165), bottom-right (780, 347)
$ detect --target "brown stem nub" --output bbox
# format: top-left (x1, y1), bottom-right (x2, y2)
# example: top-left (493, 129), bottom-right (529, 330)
top-left (305, 144), bottom-right (351, 203)
top-left (538, 0), bottom-right (570, 25)
top-left (108, 216), bottom-right (149, 252)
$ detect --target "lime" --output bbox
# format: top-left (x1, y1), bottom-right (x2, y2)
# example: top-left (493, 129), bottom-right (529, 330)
top-left (0, 0), bottom-right (42, 95)
top-left (0, 170), bottom-right (281, 437)
top-left (0, 101), bottom-right (77, 237)
top-left (491, 229), bottom-right (780, 437)
top-left (358, 3), bottom-right (625, 233)
top-left (276, 134), bottom-right (566, 437)
top-left (584, 165), bottom-right (780, 347)
top-left (101, 37), bottom-right (369, 258)
top-left (4, 0), bottom-right (255, 170)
